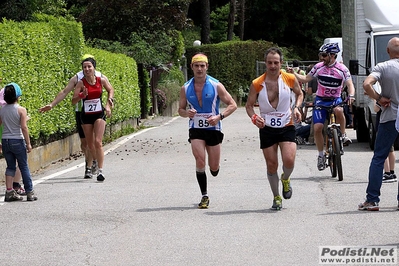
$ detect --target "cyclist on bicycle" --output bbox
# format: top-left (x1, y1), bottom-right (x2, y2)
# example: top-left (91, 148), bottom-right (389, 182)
top-left (288, 42), bottom-right (355, 171)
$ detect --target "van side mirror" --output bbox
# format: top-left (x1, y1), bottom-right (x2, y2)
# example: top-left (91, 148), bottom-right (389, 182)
top-left (349, 60), bottom-right (359, 75)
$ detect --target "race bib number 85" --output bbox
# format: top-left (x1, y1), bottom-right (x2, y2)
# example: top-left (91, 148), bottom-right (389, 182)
top-left (193, 113), bottom-right (212, 128)
top-left (263, 112), bottom-right (287, 128)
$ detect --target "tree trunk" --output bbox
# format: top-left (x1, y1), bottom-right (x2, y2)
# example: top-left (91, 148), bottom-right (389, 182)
top-left (200, 0), bottom-right (210, 44)
top-left (227, 0), bottom-right (236, 40)
top-left (238, 0), bottom-right (245, 40)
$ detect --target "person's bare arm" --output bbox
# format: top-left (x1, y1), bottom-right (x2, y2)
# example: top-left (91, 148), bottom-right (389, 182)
top-left (245, 84), bottom-right (265, 128)
top-left (102, 77), bottom-right (114, 117)
top-left (344, 78), bottom-right (356, 105)
top-left (217, 83), bottom-right (237, 118)
top-left (363, 75), bottom-right (390, 107)
top-left (287, 68), bottom-right (314, 84)
top-left (206, 83), bottom-right (237, 126)
top-left (72, 80), bottom-right (86, 105)
top-left (291, 77), bottom-right (304, 123)
top-left (178, 86), bottom-right (193, 118)
top-left (19, 107), bottom-right (32, 153)
top-left (39, 75), bottom-right (78, 112)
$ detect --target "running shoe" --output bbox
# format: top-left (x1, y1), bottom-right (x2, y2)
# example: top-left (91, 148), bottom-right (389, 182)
top-left (317, 155), bottom-right (326, 171)
top-left (281, 173), bottom-right (292, 199)
top-left (358, 201), bottom-right (379, 211)
top-left (271, 195), bottom-right (282, 210)
top-left (13, 184), bottom-right (26, 195)
top-left (92, 160), bottom-right (98, 176)
top-left (382, 173), bottom-right (397, 183)
top-left (198, 196), bottom-right (209, 209)
top-left (97, 173), bottom-right (105, 182)
top-left (26, 190), bottom-right (38, 201)
top-left (4, 190), bottom-right (23, 202)
top-left (84, 168), bottom-right (92, 179)
top-left (342, 133), bottom-right (352, 146)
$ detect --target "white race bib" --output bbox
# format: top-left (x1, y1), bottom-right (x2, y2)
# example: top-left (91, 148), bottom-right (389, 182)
top-left (192, 113), bottom-right (212, 128)
top-left (84, 98), bottom-right (102, 113)
top-left (263, 112), bottom-right (287, 128)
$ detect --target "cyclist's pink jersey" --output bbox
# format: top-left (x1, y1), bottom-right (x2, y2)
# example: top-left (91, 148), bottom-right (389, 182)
top-left (309, 61), bottom-right (351, 98)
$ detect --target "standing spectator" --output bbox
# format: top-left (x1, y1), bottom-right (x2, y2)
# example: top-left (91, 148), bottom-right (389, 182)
top-left (0, 83), bottom-right (37, 202)
top-left (374, 100), bottom-right (397, 183)
top-left (358, 37), bottom-right (399, 211)
top-left (72, 57), bottom-right (114, 182)
top-left (246, 47), bottom-right (303, 210)
top-left (0, 86), bottom-right (25, 194)
top-left (178, 53), bottom-right (237, 209)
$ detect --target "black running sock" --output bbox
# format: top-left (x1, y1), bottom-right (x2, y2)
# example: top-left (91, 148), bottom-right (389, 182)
top-left (210, 168), bottom-right (219, 177)
top-left (390, 170), bottom-right (395, 174)
top-left (384, 172), bottom-right (391, 175)
top-left (196, 171), bottom-right (207, 195)
top-left (13, 182), bottom-right (21, 188)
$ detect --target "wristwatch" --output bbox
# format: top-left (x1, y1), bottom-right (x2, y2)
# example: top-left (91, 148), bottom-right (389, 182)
top-left (220, 113), bottom-right (225, 120)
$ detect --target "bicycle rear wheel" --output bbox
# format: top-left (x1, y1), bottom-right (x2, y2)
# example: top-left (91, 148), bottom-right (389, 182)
top-left (332, 128), bottom-right (343, 181)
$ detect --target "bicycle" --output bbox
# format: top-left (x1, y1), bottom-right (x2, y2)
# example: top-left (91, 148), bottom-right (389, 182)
top-left (315, 104), bottom-right (344, 181)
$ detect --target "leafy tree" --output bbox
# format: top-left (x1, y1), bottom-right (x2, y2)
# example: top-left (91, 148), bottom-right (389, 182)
top-left (238, 0), bottom-right (245, 40)
top-left (245, 0), bottom-right (341, 60)
top-left (200, 0), bottom-right (211, 44)
top-left (227, 0), bottom-right (236, 41)
top-left (0, 0), bottom-right (68, 21)
top-left (78, 0), bottom-right (190, 44)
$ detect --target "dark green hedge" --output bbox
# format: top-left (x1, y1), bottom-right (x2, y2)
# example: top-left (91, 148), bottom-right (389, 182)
top-left (185, 40), bottom-right (278, 97)
top-left (0, 17), bottom-right (139, 142)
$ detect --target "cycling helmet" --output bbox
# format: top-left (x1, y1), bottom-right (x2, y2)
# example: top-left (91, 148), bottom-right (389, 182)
top-left (319, 43), bottom-right (340, 54)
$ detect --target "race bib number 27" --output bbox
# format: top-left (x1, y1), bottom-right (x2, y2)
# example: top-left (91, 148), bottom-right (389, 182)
top-left (84, 98), bottom-right (102, 113)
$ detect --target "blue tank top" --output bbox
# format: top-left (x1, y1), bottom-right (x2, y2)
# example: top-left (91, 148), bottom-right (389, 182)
top-left (183, 75), bottom-right (221, 131)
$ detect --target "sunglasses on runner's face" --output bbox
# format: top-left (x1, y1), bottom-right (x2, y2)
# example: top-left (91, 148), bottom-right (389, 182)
top-left (319, 52), bottom-right (329, 57)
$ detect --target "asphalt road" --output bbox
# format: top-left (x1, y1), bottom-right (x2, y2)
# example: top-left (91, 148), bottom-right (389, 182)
top-left (1, 107), bottom-right (398, 266)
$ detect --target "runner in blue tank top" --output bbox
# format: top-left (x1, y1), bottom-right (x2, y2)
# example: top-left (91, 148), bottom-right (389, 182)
top-left (179, 53), bottom-right (237, 209)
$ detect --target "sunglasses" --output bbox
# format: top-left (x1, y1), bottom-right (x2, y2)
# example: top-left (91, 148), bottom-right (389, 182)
top-left (319, 52), bottom-right (329, 58)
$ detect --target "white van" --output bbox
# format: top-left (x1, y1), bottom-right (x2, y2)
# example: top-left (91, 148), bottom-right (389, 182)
top-left (323, 37), bottom-right (343, 63)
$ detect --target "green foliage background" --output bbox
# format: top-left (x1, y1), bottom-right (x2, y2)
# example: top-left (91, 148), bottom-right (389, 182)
top-left (0, 16), bottom-right (140, 143)
top-left (185, 40), bottom-right (276, 97)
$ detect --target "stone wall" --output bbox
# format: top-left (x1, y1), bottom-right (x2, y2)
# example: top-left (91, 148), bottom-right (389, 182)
top-left (0, 118), bottom-right (139, 183)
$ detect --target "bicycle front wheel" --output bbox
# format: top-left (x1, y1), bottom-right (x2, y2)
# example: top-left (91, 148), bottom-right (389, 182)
top-left (328, 145), bottom-right (337, 178)
top-left (332, 128), bottom-right (343, 181)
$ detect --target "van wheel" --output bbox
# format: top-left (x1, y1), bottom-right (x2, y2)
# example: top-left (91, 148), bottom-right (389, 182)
top-left (368, 119), bottom-right (375, 150)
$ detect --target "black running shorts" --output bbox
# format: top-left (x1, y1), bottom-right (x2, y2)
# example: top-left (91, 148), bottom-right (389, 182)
top-left (188, 128), bottom-right (224, 146)
top-left (259, 125), bottom-right (296, 149)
